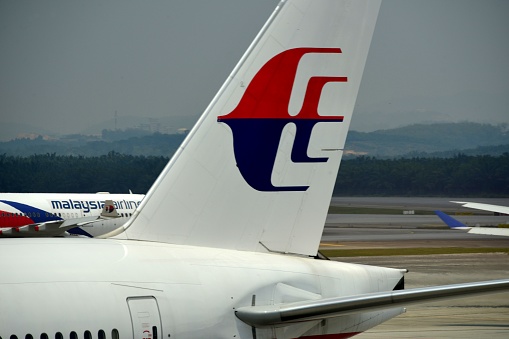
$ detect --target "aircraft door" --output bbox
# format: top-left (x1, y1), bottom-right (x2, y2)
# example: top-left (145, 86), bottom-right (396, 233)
top-left (127, 296), bottom-right (162, 339)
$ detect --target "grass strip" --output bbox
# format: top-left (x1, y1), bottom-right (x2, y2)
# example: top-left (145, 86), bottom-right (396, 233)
top-left (320, 247), bottom-right (509, 257)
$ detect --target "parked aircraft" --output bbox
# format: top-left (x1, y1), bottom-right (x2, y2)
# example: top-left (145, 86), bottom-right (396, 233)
top-left (435, 210), bottom-right (509, 236)
top-left (1, 1), bottom-right (508, 338)
top-left (0, 192), bottom-right (144, 237)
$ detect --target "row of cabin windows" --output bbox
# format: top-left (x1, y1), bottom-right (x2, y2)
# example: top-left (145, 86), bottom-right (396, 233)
top-left (0, 212), bottom-right (61, 218)
top-left (4, 329), bottom-right (119, 339)
top-left (1, 212), bottom-right (42, 218)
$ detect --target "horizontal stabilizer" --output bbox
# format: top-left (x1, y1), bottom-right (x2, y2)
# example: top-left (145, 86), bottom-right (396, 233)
top-left (235, 279), bottom-right (509, 327)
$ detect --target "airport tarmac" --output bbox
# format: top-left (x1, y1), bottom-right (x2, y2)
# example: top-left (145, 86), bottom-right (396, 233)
top-left (329, 197), bottom-right (509, 213)
top-left (338, 253), bottom-right (509, 339)
top-left (325, 213), bottom-right (508, 228)
top-left (321, 226), bottom-right (509, 248)
top-left (321, 224), bottom-right (509, 338)
top-left (321, 198), bottom-right (509, 339)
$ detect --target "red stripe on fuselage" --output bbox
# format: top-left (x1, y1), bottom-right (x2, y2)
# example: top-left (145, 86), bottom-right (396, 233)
top-left (0, 209), bottom-right (34, 227)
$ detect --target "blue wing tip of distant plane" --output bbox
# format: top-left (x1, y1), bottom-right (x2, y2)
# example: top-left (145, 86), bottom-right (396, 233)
top-left (434, 210), bottom-right (467, 228)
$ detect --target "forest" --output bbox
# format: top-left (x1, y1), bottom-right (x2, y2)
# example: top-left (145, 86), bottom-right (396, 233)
top-left (0, 153), bottom-right (507, 197)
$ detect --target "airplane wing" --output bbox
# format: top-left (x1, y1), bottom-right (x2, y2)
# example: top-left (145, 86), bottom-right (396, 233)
top-left (466, 227), bottom-right (509, 236)
top-left (434, 210), bottom-right (509, 236)
top-left (0, 215), bottom-right (102, 238)
top-left (236, 279), bottom-right (509, 327)
top-left (451, 201), bottom-right (509, 215)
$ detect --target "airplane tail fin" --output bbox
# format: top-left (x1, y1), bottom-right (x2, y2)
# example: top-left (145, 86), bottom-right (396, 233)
top-left (115, 0), bottom-right (381, 256)
top-left (434, 210), bottom-right (469, 229)
top-left (101, 200), bottom-right (119, 218)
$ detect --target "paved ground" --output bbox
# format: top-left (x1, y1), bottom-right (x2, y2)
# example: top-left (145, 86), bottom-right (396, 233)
top-left (320, 197), bottom-right (509, 338)
top-left (321, 226), bottom-right (509, 249)
top-left (329, 197), bottom-right (509, 213)
top-left (325, 213), bottom-right (508, 228)
top-left (333, 253), bottom-right (509, 338)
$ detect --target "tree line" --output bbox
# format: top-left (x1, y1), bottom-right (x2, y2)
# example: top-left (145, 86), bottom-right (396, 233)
top-left (334, 153), bottom-right (509, 196)
top-left (0, 153), bottom-right (507, 196)
top-left (0, 152), bottom-right (168, 194)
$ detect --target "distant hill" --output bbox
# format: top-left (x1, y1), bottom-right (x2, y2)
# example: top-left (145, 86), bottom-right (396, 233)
top-left (0, 132), bottom-right (186, 157)
top-left (344, 122), bottom-right (509, 157)
top-left (0, 115), bottom-right (199, 141)
top-left (0, 122), bottom-right (507, 158)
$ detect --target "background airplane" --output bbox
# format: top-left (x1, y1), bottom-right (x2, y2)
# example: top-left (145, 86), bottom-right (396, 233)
top-left (435, 209), bottom-right (509, 236)
top-left (1, 1), bottom-right (508, 338)
top-left (0, 192), bottom-right (144, 237)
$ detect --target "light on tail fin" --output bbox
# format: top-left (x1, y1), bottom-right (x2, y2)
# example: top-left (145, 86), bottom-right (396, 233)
top-left (116, 0), bottom-right (381, 256)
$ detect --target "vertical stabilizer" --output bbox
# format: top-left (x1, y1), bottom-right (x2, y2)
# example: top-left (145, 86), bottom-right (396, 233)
top-left (117, 0), bottom-right (381, 256)
top-left (101, 200), bottom-right (119, 218)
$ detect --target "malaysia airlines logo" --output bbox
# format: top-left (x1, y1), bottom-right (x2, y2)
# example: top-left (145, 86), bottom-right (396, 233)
top-left (218, 48), bottom-right (346, 192)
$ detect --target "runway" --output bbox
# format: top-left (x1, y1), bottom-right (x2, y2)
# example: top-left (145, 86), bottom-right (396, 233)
top-left (321, 226), bottom-right (509, 249)
top-left (322, 197), bottom-right (509, 338)
top-left (338, 253), bottom-right (509, 339)
top-left (330, 197), bottom-right (509, 212)
top-left (326, 213), bottom-right (508, 228)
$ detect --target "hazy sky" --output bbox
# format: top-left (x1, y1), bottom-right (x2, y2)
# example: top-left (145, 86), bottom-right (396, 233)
top-left (1, 0), bottom-right (508, 139)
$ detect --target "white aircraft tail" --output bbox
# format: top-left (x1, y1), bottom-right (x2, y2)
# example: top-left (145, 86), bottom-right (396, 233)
top-left (116, 0), bottom-right (381, 255)
top-left (100, 199), bottom-right (119, 218)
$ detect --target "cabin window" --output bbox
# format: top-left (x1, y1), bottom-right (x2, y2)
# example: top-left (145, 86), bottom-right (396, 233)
top-left (98, 330), bottom-right (105, 339)
top-left (55, 333), bottom-right (63, 339)
top-left (40, 334), bottom-right (49, 339)
top-left (69, 332), bottom-right (78, 339)
top-left (83, 331), bottom-right (92, 339)
top-left (25, 335), bottom-right (34, 339)
top-left (111, 329), bottom-right (119, 339)
top-left (10, 335), bottom-right (18, 339)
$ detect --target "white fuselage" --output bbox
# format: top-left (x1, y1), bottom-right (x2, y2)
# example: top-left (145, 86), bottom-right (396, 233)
top-left (0, 238), bottom-right (404, 338)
